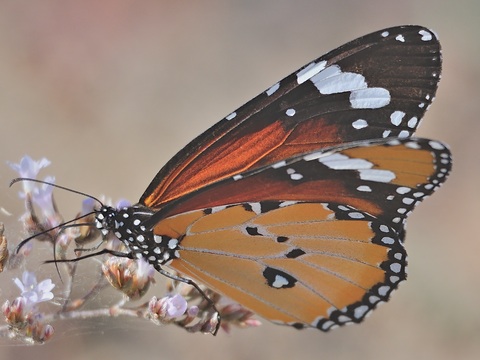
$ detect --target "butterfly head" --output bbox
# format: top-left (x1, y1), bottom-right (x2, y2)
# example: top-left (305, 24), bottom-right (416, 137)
top-left (94, 206), bottom-right (117, 236)
top-left (94, 204), bottom-right (180, 266)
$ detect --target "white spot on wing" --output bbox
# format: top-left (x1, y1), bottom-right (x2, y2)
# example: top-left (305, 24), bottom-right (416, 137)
top-left (285, 108), bottom-right (296, 117)
top-left (350, 88), bottom-right (390, 109)
top-left (398, 130), bottom-right (410, 138)
top-left (352, 119), bottom-right (368, 129)
top-left (390, 263), bottom-right (402, 273)
top-left (390, 111), bottom-right (405, 126)
top-left (378, 285), bottom-right (390, 296)
top-left (225, 112), bottom-right (237, 120)
top-left (379, 225), bottom-right (390, 233)
top-left (168, 239), bottom-right (178, 249)
top-left (429, 140), bottom-right (445, 150)
top-left (405, 141), bottom-right (421, 149)
top-left (296, 61), bottom-right (327, 84)
top-left (266, 82), bottom-right (280, 96)
top-left (250, 202), bottom-right (262, 215)
top-left (390, 276), bottom-right (400, 283)
top-left (357, 185), bottom-right (372, 192)
top-left (319, 153), bottom-right (373, 170)
top-left (396, 187), bottom-right (411, 194)
top-left (211, 205), bottom-right (227, 213)
top-left (419, 29), bottom-right (433, 41)
top-left (279, 201), bottom-right (298, 208)
top-left (303, 151), bottom-right (323, 162)
top-left (311, 65), bottom-right (366, 94)
top-left (348, 212), bottom-right (364, 219)
top-left (354, 305), bottom-right (369, 319)
top-left (359, 169), bottom-right (396, 182)
top-left (395, 34), bottom-right (405, 42)
top-left (381, 236), bottom-right (395, 245)
top-left (381, 31), bottom-right (389, 37)
top-left (272, 160), bottom-right (287, 169)
top-left (407, 117), bottom-right (418, 128)
top-left (272, 275), bottom-right (289, 288)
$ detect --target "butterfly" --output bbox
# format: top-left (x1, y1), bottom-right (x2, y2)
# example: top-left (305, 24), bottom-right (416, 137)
top-left (50, 25), bottom-right (454, 332)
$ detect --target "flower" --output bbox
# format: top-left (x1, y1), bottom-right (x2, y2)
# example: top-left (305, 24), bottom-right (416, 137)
top-left (164, 294), bottom-right (188, 318)
top-left (81, 197), bottom-right (96, 216)
top-left (8, 156), bottom-right (51, 196)
top-left (116, 199), bottom-right (131, 209)
top-left (13, 271), bottom-right (55, 307)
top-left (30, 176), bottom-right (56, 220)
top-left (148, 294), bottom-right (188, 322)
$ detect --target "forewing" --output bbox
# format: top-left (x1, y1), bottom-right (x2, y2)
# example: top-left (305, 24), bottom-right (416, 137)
top-left (141, 26), bottom-right (441, 208)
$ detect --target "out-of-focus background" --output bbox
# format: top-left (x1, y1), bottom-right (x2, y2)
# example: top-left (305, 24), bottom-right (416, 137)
top-left (0, 1), bottom-right (478, 359)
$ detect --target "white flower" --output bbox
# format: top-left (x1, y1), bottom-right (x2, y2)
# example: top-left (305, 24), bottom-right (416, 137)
top-left (9, 156), bottom-right (51, 178)
top-left (8, 156), bottom-right (51, 197)
top-left (13, 271), bottom-right (55, 307)
top-left (31, 176), bottom-right (56, 219)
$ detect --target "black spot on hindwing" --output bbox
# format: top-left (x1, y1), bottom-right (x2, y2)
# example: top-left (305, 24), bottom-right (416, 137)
top-left (285, 248), bottom-right (306, 259)
top-left (246, 226), bottom-right (262, 236)
top-left (263, 267), bottom-right (297, 289)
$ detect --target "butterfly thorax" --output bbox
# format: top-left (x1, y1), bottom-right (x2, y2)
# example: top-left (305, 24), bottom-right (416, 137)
top-left (95, 205), bottom-right (180, 266)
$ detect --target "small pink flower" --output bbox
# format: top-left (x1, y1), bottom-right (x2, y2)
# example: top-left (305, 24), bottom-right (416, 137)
top-left (148, 294), bottom-right (188, 322)
top-left (164, 294), bottom-right (188, 318)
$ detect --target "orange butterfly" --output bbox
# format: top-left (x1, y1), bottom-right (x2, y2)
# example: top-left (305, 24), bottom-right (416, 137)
top-left (45, 26), bottom-right (456, 332)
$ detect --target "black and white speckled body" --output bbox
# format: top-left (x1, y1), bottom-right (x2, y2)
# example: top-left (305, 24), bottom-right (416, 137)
top-left (95, 205), bottom-right (180, 266)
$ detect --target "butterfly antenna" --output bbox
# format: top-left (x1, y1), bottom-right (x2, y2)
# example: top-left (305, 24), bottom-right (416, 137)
top-left (10, 177), bottom-right (105, 253)
top-left (14, 211), bottom-right (98, 254)
top-left (10, 177), bottom-right (104, 206)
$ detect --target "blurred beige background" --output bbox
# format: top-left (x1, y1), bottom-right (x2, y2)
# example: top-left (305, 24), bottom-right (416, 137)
top-left (0, 0), bottom-right (478, 359)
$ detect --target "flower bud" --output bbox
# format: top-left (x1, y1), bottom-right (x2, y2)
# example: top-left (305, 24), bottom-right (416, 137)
top-left (102, 257), bottom-right (154, 299)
